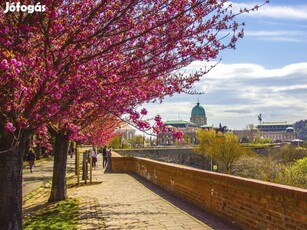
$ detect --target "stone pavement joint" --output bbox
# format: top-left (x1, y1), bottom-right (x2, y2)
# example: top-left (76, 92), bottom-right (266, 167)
top-left (23, 158), bottom-right (241, 229)
top-left (77, 196), bottom-right (105, 230)
top-left (68, 162), bottom-right (241, 230)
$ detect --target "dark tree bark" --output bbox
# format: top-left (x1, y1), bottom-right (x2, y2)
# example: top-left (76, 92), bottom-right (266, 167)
top-left (35, 146), bottom-right (41, 160)
top-left (0, 115), bottom-right (31, 229)
top-left (75, 142), bottom-right (79, 175)
top-left (0, 148), bottom-right (23, 230)
top-left (23, 136), bottom-right (31, 161)
top-left (48, 132), bottom-right (69, 202)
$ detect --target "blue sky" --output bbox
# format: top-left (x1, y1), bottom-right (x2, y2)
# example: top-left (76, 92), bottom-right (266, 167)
top-left (143, 0), bottom-right (307, 130)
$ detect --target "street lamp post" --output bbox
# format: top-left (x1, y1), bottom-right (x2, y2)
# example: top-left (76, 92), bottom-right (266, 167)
top-left (210, 154), bottom-right (213, 171)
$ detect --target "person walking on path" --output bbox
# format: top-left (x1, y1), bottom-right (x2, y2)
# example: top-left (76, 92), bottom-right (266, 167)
top-left (102, 146), bottom-right (107, 168)
top-left (106, 146), bottom-right (112, 170)
top-left (68, 142), bottom-right (75, 158)
top-left (92, 148), bottom-right (98, 169)
top-left (26, 149), bottom-right (36, 173)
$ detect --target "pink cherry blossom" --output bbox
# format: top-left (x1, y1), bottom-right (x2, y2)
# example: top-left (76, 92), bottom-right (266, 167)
top-left (0, 1), bottom-right (267, 226)
top-left (0, 59), bottom-right (9, 69)
top-left (140, 108), bottom-right (148, 116)
top-left (5, 122), bottom-right (16, 132)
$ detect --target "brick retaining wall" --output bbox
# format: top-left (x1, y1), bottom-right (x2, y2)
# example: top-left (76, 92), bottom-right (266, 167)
top-left (111, 153), bottom-right (307, 230)
top-left (115, 148), bottom-right (210, 170)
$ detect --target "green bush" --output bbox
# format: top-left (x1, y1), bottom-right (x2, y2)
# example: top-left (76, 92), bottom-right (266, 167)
top-left (232, 156), bottom-right (284, 183)
top-left (269, 145), bottom-right (307, 164)
top-left (283, 157), bottom-right (307, 189)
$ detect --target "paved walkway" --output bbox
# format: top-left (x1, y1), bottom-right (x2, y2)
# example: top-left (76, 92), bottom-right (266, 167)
top-left (22, 158), bottom-right (54, 197)
top-left (69, 163), bottom-right (239, 230)
top-left (23, 157), bottom-right (240, 230)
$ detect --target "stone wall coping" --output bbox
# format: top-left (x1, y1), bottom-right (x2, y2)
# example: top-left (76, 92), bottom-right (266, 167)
top-left (111, 151), bottom-right (307, 229)
top-left (113, 154), bottom-right (307, 201)
top-left (111, 151), bottom-right (122, 157)
top-left (114, 147), bottom-right (193, 151)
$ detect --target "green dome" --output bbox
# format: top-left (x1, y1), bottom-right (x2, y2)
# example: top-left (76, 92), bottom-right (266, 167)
top-left (191, 102), bottom-right (206, 116)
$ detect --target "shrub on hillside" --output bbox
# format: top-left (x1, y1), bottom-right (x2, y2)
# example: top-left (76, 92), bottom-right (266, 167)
top-left (282, 157), bottom-right (307, 189)
top-left (268, 145), bottom-right (307, 164)
top-left (231, 156), bottom-right (284, 183)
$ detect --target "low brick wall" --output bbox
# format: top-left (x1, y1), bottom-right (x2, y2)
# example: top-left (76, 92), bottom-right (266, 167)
top-left (111, 152), bottom-right (135, 173)
top-left (111, 154), bottom-right (307, 230)
top-left (116, 148), bottom-right (210, 170)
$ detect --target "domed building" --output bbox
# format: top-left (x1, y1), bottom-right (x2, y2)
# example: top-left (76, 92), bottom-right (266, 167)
top-left (190, 101), bottom-right (207, 127)
top-left (156, 101), bottom-right (209, 146)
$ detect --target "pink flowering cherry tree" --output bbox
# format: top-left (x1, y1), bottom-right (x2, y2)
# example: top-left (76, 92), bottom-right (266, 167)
top-left (0, 0), bottom-right (267, 228)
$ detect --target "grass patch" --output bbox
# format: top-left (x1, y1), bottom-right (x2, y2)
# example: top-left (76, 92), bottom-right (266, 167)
top-left (23, 198), bottom-right (79, 230)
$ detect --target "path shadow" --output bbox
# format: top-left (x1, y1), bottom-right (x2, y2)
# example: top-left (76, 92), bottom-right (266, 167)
top-left (23, 200), bottom-right (49, 219)
top-left (78, 197), bottom-right (105, 229)
top-left (129, 173), bottom-right (242, 230)
top-left (68, 181), bottom-right (103, 188)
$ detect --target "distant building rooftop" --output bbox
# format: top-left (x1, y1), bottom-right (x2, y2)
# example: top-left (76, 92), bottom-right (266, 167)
top-left (200, 124), bottom-right (214, 129)
top-left (191, 102), bottom-right (206, 116)
top-left (117, 124), bottom-right (136, 132)
top-left (257, 122), bottom-right (293, 132)
top-left (259, 122), bottom-right (289, 126)
top-left (164, 120), bottom-right (198, 128)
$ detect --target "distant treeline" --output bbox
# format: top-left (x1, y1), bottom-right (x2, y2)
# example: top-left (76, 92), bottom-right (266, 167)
top-left (294, 119), bottom-right (307, 140)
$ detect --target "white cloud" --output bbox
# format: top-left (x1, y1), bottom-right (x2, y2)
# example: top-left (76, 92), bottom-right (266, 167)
top-left (244, 30), bottom-right (307, 43)
top-left (257, 37), bottom-right (302, 43)
top-left (231, 2), bottom-right (307, 20)
top-left (192, 61), bottom-right (307, 79)
top-left (247, 30), bottom-right (294, 37)
top-left (143, 61), bottom-right (307, 129)
top-left (142, 2), bottom-right (307, 129)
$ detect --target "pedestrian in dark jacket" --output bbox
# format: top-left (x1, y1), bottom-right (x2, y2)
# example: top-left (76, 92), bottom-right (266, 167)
top-left (102, 146), bottom-right (107, 168)
top-left (26, 150), bottom-right (36, 173)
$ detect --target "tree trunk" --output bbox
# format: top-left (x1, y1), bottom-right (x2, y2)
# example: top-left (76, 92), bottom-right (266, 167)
top-left (0, 114), bottom-right (30, 229)
top-left (75, 142), bottom-right (78, 175)
top-left (0, 148), bottom-right (23, 230)
top-left (35, 146), bottom-right (41, 160)
top-left (48, 132), bottom-right (69, 202)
